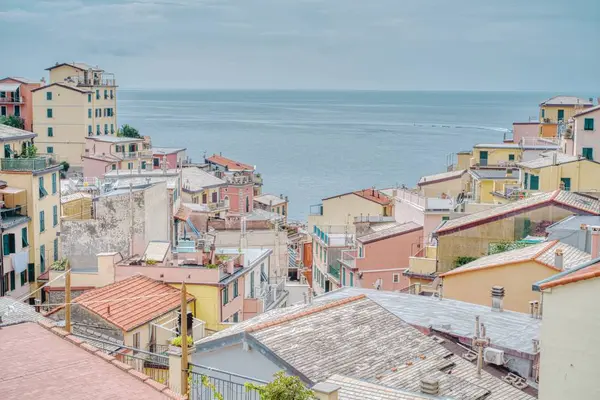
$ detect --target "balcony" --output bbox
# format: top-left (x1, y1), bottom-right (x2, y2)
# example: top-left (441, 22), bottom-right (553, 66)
top-left (339, 248), bottom-right (358, 269)
top-left (118, 150), bottom-right (153, 160)
top-left (0, 96), bottom-right (23, 104)
top-left (208, 201), bottom-right (227, 211)
top-left (77, 78), bottom-right (117, 87)
top-left (262, 279), bottom-right (288, 311)
top-left (0, 205), bottom-right (29, 228)
top-left (1, 156), bottom-right (58, 172)
top-left (328, 264), bottom-right (341, 282)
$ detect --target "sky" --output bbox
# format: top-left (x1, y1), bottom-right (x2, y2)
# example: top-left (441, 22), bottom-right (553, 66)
top-left (1, 0), bottom-right (599, 91)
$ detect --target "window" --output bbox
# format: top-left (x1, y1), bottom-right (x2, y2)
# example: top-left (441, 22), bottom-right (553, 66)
top-left (282, 205), bottom-right (286, 216)
top-left (541, 109), bottom-right (545, 118)
top-left (27, 263), bottom-right (35, 283)
top-left (560, 177), bottom-right (571, 191)
top-left (14, 105), bottom-right (20, 117)
top-left (202, 193), bottom-right (207, 204)
top-left (233, 279), bottom-right (239, 298)
top-left (104, 124), bottom-right (108, 134)
top-left (46, 92), bottom-right (52, 100)
top-left (442, 216), bottom-right (450, 221)
top-left (4, 144), bottom-right (11, 158)
top-left (53, 238), bottom-right (59, 261)
top-left (153, 158), bottom-right (160, 167)
top-left (21, 227), bottom-right (28, 247)
top-left (88, 125), bottom-right (92, 135)
top-left (250, 272), bottom-right (255, 297)
top-left (3, 234), bottom-right (15, 255)
top-left (40, 210), bottom-right (45, 232)
top-left (232, 312), bottom-right (239, 323)
top-left (359, 246), bottom-right (363, 258)
top-left (212, 192), bottom-right (217, 203)
top-left (393, 273), bottom-right (400, 283)
top-left (95, 108), bottom-right (100, 117)
top-left (584, 118), bottom-right (594, 131)
top-left (529, 175), bottom-right (540, 190)
top-left (111, 164), bottom-right (116, 170)
top-left (47, 127), bottom-right (54, 137)
top-left (133, 332), bottom-right (140, 349)
top-left (96, 90), bottom-right (100, 100)
top-left (88, 93), bottom-right (92, 103)
top-left (53, 205), bottom-right (58, 226)
top-left (39, 177), bottom-right (48, 198)
top-left (110, 90), bottom-right (114, 99)
top-left (20, 270), bottom-right (27, 286)
top-left (96, 124), bottom-right (100, 135)
top-left (557, 109), bottom-right (564, 121)
top-left (111, 124), bottom-right (114, 134)
top-left (508, 154), bottom-right (515, 161)
top-left (127, 162), bottom-right (133, 170)
top-left (141, 161), bottom-right (147, 169)
top-left (88, 108), bottom-right (92, 118)
top-left (46, 108), bottom-right (53, 118)
top-left (46, 146), bottom-right (54, 154)
top-left (9, 271), bottom-right (15, 291)
top-left (52, 173), bottom-right (57, 194)
top-left (222, 286), bottom-right (229, 305)
top-left (104, 89), bottom-right (108, 99)
top-left (40, 244), bottom-right (46, 273)
top-left (0, 106), bottom-right (6, 116)
top-left (583, 147), bottom-right (594, 161)
top-left (524, 172), bottom-right (529, 189)
top-left (342, 267), bottom-right (346, 286)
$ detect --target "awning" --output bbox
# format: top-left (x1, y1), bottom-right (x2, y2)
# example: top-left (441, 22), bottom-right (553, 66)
top-left (0, 83), bottom-right (20, 92)
top-left (0, 187), bottom-right (26, 195)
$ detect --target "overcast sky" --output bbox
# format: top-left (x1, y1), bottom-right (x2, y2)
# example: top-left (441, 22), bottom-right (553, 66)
top-left (2, 0), bottom-right (598, 90)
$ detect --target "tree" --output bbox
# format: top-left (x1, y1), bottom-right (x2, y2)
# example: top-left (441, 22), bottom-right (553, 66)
top-left (60, 161), bottom-right (70, 178)
top-left (454, 256), bottom-right (478, 268)
top-left (245, 372), bottom-right (316, 400)
top-left (20, 144), bottom-right (38, 158)
top-left (0, 115), bottom-right (25, 129)
top-left (117, 124), bottom-right (141, 138)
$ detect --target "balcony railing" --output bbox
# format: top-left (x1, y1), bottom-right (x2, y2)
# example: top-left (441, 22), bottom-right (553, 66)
top-left (208, 201), bottom-right (227, 210)
top-left (0, 205), bottom-right (28, 228)
top-left (1, 156), bottom-right (58, 172)
top-left (0, 96), bottom-right (23, 104)
top-left (77, 78), bottom-right (117, 87)
top-left (262, 279), bottom-right (287, 311)
top-left (309, 203), bottom-right (323, 216)
top-left (118, 150), bottom-right (153, 160)
top-left (328, 264), bottom-right (340, 281)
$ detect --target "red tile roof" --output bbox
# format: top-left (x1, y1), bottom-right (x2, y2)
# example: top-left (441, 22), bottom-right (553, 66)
top-left (2, 322), bottom-right (183, 399)
top-left (539, 262), bottom-right (600, 290)
top-left (206, 154), bottom-right (254, 171)
top-left (353, 189), bottom-right (392, 205)
top-left (73, 275), bottom-right (194, 332)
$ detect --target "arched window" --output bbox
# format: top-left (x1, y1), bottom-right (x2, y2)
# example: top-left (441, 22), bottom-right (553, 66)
top-left (224, 196), bottom-right (230, 208)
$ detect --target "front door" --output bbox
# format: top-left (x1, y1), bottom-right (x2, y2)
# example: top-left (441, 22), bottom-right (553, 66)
top-left (480, 151), bottom-right (488, 166)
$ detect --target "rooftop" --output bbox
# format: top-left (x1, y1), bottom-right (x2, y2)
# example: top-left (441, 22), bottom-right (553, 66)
top-left (469, 168), bottom-right (521, 180)
top-left (46, 62), bottom-right (104, 72)
top-left (517, 151), bottom-right (584, 169)
top-left (354, 188), bottom-right (392, 205)
top-left (534, 257), bottom-right (600, 291)
top-left (61, 192), bottom-right (93, 204)
top-left (436, 190), bottom-right (600, 235)
top-left (473, 143), bottom-right (558, 150)
top-left (206, 154), bottom-right (254, 171)
top-left (0, 124), bottom-right (36, 142)
top-left (573, 104), bottom-right (600, 118)
top-left (195, 295), bottom-right (534, 399)
top-left (0, 297), bottom-right (52, 327)
top-left (358, 221), bottom-right (422, 244)
top-left (152, 147), bottom-right (186, 155)
top-left (104, 168), bottom-right (180, 178)
top-left (254, 193), bottom-right (287, 206)
top-left (2, 76), bottom-right (39, 84)
top-left (31, 82), bottom-right (93, 94)
top-left (539, 95), bottom-right (594, 107)
top-left (1, 322), bottom-right (180, 399)
top-left (68, 275), bottom-right (193, 332)
top-left (86, 136), bottom-right (143, 143)
top-left (324, 375), bottom-right (446, 400)
top-left (315, 287), bottom-right (540, 355)
top-left (181, 167), bottom-right (226, 192)
top-left (441, 240), bottom-right (590, 277)
top-left (418, 170), bottom-right (466, 186)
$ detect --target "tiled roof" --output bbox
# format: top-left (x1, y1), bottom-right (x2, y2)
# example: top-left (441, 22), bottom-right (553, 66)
top-left (470, 168), bottom-right (520, 180)
top-left (0, 124), bottom-right (36, 141)
top-left (573, 104), bottom-right (600, 118)
top-left (143, 241), bottom-right (171, 263)
top-left (254, 193), bottom-right (286, 206)
top-left (0, 297), bottom-right (52, 327)
top-left (441, 240), bottom-right (591, 277)
top-left (358, 222), bottom-right (422, 244)
top-left (353, 188), bottom-right (392, 205)
top-left (152, 147), bottom-right (186, 155)
top-left (87, 136), bottom-right (143, 143)
top-left (2, 322), bottom-right (182, 399)
top-left (324, 375), bottom-right (440, 400)
top-left (31, 82), bottom-right (93, 94)
top-left (46, 62), bottom-right (103, 71)
top-left (2, 76), bottom-right (39, 84)
top-left (196, 296), bottom-right (535, 399)
top-left (535, 258), bottom-right (600, 290)
top-left (418, 170), bottom-right (466, 185)
top-left (206, 154), bottom-right (254, 171)
top-left (539, 95), bottom-right (593, 106)
top-left (436, 191), bottom-right (600, 235)
top-left (73, 275), bottom-right (194, 332)
top-left (517, 151), bottom-right (582, 169)
top-left (182, 167), bottom-right (226, 192)
top-left (316, 287), bottom-right (541, 355)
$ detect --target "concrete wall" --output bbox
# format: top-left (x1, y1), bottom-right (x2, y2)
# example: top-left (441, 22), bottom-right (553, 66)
top-left (442, 261), bottom-right (553, 313)
top-left (512, 123), bottom-right (539, 144)
top-left (61, 182), bottom-right (169, 270)
top-left (473, 147), bottom-right (520, 166)
top-left (419, 175), bottom-right (468, 198)
top-left (539, 277), bottom-right (600, 400)
top-left (540, 105), bottom-right (590, 124)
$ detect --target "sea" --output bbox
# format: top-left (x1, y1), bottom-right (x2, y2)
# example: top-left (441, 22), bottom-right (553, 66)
top-left (118, 90), bottom-right (556, 221)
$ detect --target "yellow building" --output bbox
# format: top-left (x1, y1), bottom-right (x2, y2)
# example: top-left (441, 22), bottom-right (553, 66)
top-left (469, 168), bottom-right (520, 203)
top-left (518, 151), bottom-right (600, 193)
top-left (539, 96), bottom-right (594, 124)
top-left (61, 192), bottom-right (93, 220)
top-left (181, 167), bottom-right (227, 212)
top-left (32, 62), bottom-right (118, 168)
top-left (534, 257), bottom-right (600, 400)
top-left (441, 240), bottom-right (590, 313)
top-left (308, 188), bottom-right (393, 233)
top-left (253, 193), bottom-right (288, 220)
top-left (417, 169), bottom-right (469, 198)
top-left (0, 124), bottom-right (62, 300)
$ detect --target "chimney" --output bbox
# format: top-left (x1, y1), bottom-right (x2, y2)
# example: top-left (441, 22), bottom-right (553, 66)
top-left (589, 226), bottom-right (600, 258)
top-left (554, 248), bottom-right (564, 269)
top-left (420, 378), bottom-right (440, 395)
top-left (209, 244), bottom-right (216, 265)
top-left (491, 286), bottom-right (505, 312)
top-left (312, 382), bottom-right (340, 400)
top-left (529, 300), bottom-right (540, 318)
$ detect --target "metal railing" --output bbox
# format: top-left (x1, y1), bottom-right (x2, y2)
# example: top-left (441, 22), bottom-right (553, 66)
top-left (119, 150), bottom-right (153, 160)
top-left (208, 201), bottom-right (227, 210)
top-left (0, 205), bottom-right (27, 219)
top-left (116, 352), bottom-right (169, 385)
top-left (328, 264), bottom-right (340, 281)
top-left (189, 365), bottom-right (267, 400)
top-left (1, 156), bottom-right (58, 171)
top-left (77, 78), bottom-right (117, 87)
top-left (263, 279), bottom-right (287, 310)
top-left (0, 96), bottom-right (22, 104)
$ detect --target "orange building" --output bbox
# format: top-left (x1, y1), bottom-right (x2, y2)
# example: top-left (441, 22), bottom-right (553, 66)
top-left (0, 77), bottom-right (41, 131)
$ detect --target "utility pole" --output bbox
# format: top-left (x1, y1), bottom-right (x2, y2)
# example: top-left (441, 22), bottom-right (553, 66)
top-left (180, 282), bottom-right (189, 396)
top-left (473, 316), bottom-right (490, 377)
top-left (65, 262), bottom-right (72, 333)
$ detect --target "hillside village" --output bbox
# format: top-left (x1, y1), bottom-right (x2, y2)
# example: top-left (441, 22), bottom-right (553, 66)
top-left (1, 64), bottom-right (599, 399)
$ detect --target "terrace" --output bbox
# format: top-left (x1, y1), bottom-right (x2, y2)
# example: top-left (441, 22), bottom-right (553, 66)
top-left (1, 155), bottom-right (59, 172)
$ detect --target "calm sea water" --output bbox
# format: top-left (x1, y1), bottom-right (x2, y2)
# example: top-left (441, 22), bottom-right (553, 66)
top-left (118, 90), bottom-right (552, 220)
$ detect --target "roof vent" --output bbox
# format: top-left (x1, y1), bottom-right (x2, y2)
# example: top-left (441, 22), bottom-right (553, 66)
top-left (491, 286), bottom-right (505, 312)
top-left (420, 378), bottom-right (439, 395)
top-left (554, 248), bottom-right (564, 269)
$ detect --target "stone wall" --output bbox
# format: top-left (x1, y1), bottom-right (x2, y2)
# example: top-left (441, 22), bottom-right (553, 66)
top-left (49, 302), bottom-right (123, 342)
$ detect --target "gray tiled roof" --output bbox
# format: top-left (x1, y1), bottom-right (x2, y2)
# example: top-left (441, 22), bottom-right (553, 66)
top-left (325, 374), bottom-right (449, 400)
top-left (517, 151), bottom-right (582, 169)
top-left (0, 297), bottom-right (52, 327)
top-left (358, 222), bottom-right (422, 244)
top-left (0, 124), bottom-right (36, 142)
top-left (182, 167), bottom-right (226, 192)
top-left (539, 95), bottom-right (593, 106)
top-left (254, 194), bottom-right (286, 206)
top-left (418, 170), bottom-right (465, 185)
top-left (469, 169), bottom-right (521, 180)
top-left (315, 288), bottom-right (540, 355)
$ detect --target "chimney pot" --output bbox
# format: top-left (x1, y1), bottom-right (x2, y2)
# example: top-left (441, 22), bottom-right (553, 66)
top-left (491, 286), bottom-right (505, 312)
top-left (420, 377), bottom-right (440, 395)
top-left (554, 248), bottom-right (564, 269)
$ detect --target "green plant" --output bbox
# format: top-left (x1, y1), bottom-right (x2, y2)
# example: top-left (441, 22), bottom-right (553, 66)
top-left (170, 335), bottom-right (193, 348)
top-left (245, 371), bottom-right (316, 400)
top-left (0, 115), bottom-right (25, 129)
top-left (59, 161), bottom-right (70, 178)
top-left (205, 263), bottom-right (218, 269)
top-left (201, 375), bottom-right (224, 400)
top-left (20, 144), bottom-right (38, 159)
top-left (117, 124), bottom-right (141, 138)
top-left (454, 256), bottom-right (478, 268)
top-left (488, 241), bottom-right (534, 255)
top-left (145, 259), bottom-right (158, 265)
top-left (51, 258), bottom-right (69, 271)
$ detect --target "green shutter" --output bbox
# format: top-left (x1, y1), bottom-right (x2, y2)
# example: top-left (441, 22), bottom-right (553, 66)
top-left (52, 173), bottom-right (57, 194)
top-left (40, 244), bottom-right (46, 273)
top-left (9, 271), bottom-right (15, 291)
top-left (557, 109), bottom-right (564, 121)
top-left (524, 173), bottom-right (529, 189)
top-left (560, 178), bottom-right (571, 191)
top-left (46, 92), bottom-right (52, 100)
top-left (54, 238), bottom-right (59, 262)
top-left (508, 154), bottom-right (515, 161)
top-left (53, 205), bottom-right (58, 226)
top-left (233, 279), bottom-right (238, 297)
top-left (40, 210), bottom-right (45, 232)
top-left (20, 270), bottom-right (27, 286)
top-left (222, 286), bottom-right (228, 305)
top-left (8, 234), bottom-right (15, 254)
top-left (28, 263), bottom-right (35, 283)
top-left (583, 148), bottom-right (593, 161)
top-left (3, 235), bottom-right (9, 256)
top-left (48, 127), bottom-right (53, 137)
top-left (22, 227), bottom-right (28, 247)
top-left (349, 272), bottom-right (354, 287)
top-left (47, 108), bottom-right (53, 118)
top-left (530, 175), bottom-right (540, 190)
top-left (584, 118), bottom-right (594, 131)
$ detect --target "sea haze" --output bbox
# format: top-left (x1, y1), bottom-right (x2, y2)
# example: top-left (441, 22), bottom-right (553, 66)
top-left (118, 90), bottom-right (555, 220)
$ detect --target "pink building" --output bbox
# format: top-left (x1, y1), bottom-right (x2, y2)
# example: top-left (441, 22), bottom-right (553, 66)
top-left (83, 136), bottom-right (153, 177)
top-left (219, 176), bottom-right (254, 214)
top-left (339, 222), bottom-right (423, 291)
top-left (570, 105), bottom-right (600, 160)
top-left (0, 77), bottom-right (41, 131)
top-left (206, 153), bottom-right (263, 195)
top-left (152, 147), bottom-right (186, 169)
top-left (511, 121), bottom-right (540, 144)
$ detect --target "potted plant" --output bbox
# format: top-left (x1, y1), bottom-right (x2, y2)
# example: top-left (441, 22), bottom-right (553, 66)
top-left (169, 335), bottom-right (194, 354)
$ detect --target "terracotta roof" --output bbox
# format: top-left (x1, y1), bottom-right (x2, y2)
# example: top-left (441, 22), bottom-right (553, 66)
top-left (73, 275), bottom-right (194, 332)
top-left (31, 82), bottom-right (93, 94)
top-left (436, 191), bottom-right (600, 235)
top-left (1, 321), bottom-right (183, 399)
top-left (357, 222), bottom-right (422, 244)
top-left (535, 258), bottom-right (600, 290)
top-left (206, 154), bottom-right (254, 171)
top-left (418, 169), bottom-right (466, 186)
top-left (353, 188), bottom-right (392, 205)
top-left (573, 104), bottom-right (600, 118)
top-left (441, 240), bottom-right (591, 277)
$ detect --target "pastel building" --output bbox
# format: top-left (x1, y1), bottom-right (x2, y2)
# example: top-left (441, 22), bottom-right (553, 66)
top-left (83, 136), bottom-right (152, 178)
top-left (181, 167), bottom-right (227, 211)
top-left (311, 225), bottom-right (354, 294)
top-left (511, 121), bottom-right (540, 144)
top-left (470, 143), bottom-right (558, 167)
top-left (32, 62), bottom-right (118, 167)
top-left (152, 147), bottom-right (186, 169)
top-left (0, 77), bottom-right (41, 131)
top-left (253, 193), bottom-right (288, 221)
top-left (220, 173), bottom-right (254, 214)
top-left (417, 169), bottom-right (469, 198)
top-left (538, 96), bottom-right (594, 138)
top-left (568, 105), bottom-right (600, 161)
top-left (206, 154), bottom-right (262, 195)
